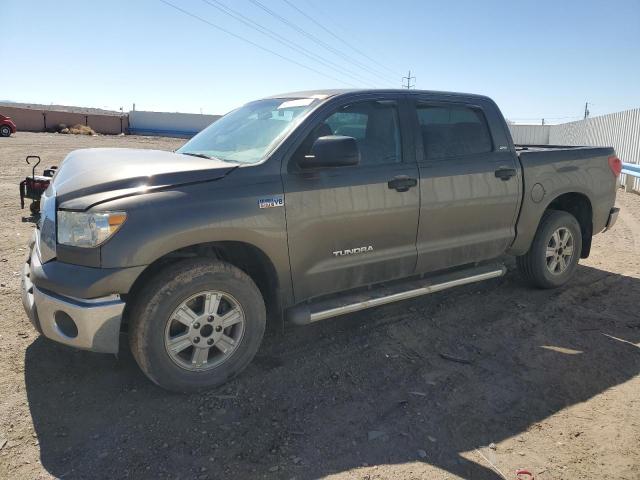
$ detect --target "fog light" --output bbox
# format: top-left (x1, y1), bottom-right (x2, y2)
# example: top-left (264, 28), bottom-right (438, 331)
top-left (54, 311), bottom-right (78, 338)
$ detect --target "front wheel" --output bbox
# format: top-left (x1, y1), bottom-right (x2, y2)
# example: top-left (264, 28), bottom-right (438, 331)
top-left (129, 259), bottom-right (266, 392)
top-left (0, 125), bottom-right (11, 137)
top-left (516, 210), bottom-right (582, 289)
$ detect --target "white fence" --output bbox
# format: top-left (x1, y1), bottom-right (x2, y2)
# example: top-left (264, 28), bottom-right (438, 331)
top-left (549, 108), bottom-right (640, 166)
top-left (508, 109), bottom-right (640, 192)
top-left (509, 125), bottom-right (551, 145)
top-left (128, 111), bottom-right (221, 138)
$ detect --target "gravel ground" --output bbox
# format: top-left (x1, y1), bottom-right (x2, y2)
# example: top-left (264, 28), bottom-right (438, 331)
top-left (1, 132), bottom-right (639, 480)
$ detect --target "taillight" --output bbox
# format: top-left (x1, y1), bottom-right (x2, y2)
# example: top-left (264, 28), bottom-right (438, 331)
top-left (608, 155), bottom-right (622, 177)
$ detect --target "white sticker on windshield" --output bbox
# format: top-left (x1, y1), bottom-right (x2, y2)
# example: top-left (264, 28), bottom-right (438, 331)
top-left (277, 98), bottom-right (314, 109)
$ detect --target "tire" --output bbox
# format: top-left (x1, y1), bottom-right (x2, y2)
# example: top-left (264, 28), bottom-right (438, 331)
top-left (128, 258), bottom-right (266, 392)
top-left (0, 125), bottom-right (11, 137)
top-left (517, 210), bottom-right (582, 289)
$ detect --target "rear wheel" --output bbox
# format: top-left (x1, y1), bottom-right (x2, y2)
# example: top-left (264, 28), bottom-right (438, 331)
top-left (517, 210), bottom-right (582, 289)
top-left (129, 258), bottom-right (266, 392)
top-left (0, 125), bottom-right (11, 137)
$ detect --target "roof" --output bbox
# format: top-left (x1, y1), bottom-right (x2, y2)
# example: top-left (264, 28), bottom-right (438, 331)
top-left (266, 88), bottom-right (491, 101)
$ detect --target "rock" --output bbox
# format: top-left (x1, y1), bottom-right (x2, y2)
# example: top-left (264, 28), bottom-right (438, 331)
top-left (409, 391), bottom-right (427, 397)
top-left (269, 465), bottom-right (279, 472)
top-left (367, 430), bottom-right (386, 441)
top-left (489, 442), bottom-right (497, 450)
top-left (417, 449), bottom-right (427, 459)
top-left (427, 436), bottom-right (437, 443)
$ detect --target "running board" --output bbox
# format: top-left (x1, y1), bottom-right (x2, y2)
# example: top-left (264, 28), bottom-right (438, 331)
top-left (286, 264), bottom-right (506, 326)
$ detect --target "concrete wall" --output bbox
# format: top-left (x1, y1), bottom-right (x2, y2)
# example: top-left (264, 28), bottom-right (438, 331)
top-left (128, 111), bottom-right (221, 138)
top-left (508, 124), bottom-right (551, 145)
top-left (0, 106), bottom-right (128, 134)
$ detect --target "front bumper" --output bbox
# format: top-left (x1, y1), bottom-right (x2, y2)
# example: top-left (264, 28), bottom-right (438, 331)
top-left (21, 237), bottom-right (125, 354)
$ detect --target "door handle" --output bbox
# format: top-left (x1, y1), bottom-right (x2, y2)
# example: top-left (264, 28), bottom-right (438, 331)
top-left (388, 175), bottom-right (418, 192)
top-left (495, 167), bottom-right (516, 180)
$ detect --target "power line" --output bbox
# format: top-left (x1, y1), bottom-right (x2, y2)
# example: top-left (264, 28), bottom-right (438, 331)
top-left (281, 0), bottom-right (398, 79)
top-left (402, 70), bottom-right (415, 89)
top-left (199, 0), bottom-right (378, 87)
top-left (248, 0), bottom-right (396, 86)
top-left (158, 0), bottom-right (360, 88)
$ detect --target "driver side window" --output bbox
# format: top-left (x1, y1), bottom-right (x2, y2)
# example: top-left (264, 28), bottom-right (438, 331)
top-left (297, 100), bottom-right (401, 166)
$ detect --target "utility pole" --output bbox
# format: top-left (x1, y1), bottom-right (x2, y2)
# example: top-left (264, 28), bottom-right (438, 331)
top-left (402, 70), bottom-right (415, 89)
top-left (584, 102), bottom-right (590, 119)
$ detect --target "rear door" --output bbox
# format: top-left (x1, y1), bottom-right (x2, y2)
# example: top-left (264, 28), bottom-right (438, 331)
top-left (411, 97), bottom-right (521, 273)
top-left (282, 94), bottom-right (420, 302)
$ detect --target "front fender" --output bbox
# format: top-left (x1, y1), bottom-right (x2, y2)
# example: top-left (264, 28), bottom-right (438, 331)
top-left (97, 173), bottom-right (292, 303)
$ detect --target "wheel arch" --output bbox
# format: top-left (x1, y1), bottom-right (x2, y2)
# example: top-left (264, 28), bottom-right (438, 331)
top-left (544, 192), bottom-right (593, 258)
top-left (123, 240), bottom-right (283, 330)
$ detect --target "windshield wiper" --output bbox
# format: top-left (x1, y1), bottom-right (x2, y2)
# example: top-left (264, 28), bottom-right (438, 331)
top-left (181, 152), bottom-right (213, 159)
top-left (181, 152), bottom-right (241, 164)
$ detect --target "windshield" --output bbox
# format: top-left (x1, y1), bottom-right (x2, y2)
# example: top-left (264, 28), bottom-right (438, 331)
top-left (177, 97), bottom-right (322, 164)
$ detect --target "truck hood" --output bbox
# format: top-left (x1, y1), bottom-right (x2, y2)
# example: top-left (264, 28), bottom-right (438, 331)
top-left (53, 148), bottom-right (237, 210)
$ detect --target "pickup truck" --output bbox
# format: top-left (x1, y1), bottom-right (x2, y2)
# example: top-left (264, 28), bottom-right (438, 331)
top-left (21, 89), bottom-right (621, 392)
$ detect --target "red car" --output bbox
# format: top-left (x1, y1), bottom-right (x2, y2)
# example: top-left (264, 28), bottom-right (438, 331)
top-left (0, 114), bottom-right (17, 137)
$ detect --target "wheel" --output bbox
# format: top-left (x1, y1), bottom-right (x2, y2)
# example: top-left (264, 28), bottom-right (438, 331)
top-left (129, 258), bottom-right (266, 392)
top-left (0, 125), bottom-right (11, 137)
top-left (517, 210), bottom-right (582, 289)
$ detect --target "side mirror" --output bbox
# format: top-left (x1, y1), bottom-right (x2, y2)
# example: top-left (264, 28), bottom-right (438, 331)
top-left (298, 135), bottom-right (360, 169)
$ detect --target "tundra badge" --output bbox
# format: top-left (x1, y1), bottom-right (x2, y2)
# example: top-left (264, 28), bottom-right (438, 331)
top-left (333, 246), bottom-right (374, 257)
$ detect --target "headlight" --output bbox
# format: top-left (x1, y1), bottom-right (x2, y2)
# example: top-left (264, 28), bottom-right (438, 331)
top-left (57, 211), bottom-right (127, 248)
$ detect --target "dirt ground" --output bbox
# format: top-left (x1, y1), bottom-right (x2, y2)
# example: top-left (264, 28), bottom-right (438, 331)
top-left (1, 132), bottom-right (639, 480)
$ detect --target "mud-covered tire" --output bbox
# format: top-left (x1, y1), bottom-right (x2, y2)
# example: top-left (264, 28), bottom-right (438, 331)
top-left (128, 258), bottom-right (266, 392)
top-left (517, 210), bottom-right (582, 289)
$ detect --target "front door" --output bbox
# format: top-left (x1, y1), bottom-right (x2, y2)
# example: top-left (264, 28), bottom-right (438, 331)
top-left (282, 97), bottom-right (420, 302)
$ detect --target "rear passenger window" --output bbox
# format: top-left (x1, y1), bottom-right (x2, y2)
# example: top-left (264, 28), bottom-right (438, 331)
top-left (417, 104), bottom-right (492, 159)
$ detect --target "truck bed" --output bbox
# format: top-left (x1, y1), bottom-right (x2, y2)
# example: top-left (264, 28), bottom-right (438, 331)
top-left (508, 144), bottom-right (617, 256)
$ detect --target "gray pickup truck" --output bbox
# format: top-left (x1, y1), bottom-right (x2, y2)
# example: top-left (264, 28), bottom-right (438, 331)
top-left (21, 89), bottom-right (621, 391)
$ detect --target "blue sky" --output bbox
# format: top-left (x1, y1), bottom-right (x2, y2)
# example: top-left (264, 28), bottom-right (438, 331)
top-left (2, 0), bottom-right (639, 123)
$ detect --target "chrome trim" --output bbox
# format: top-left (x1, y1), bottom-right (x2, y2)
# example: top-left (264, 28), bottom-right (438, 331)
top-left (308, 268), bottom-right (506, 323)
top-left (33, 287), bottom-right (124, 353)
